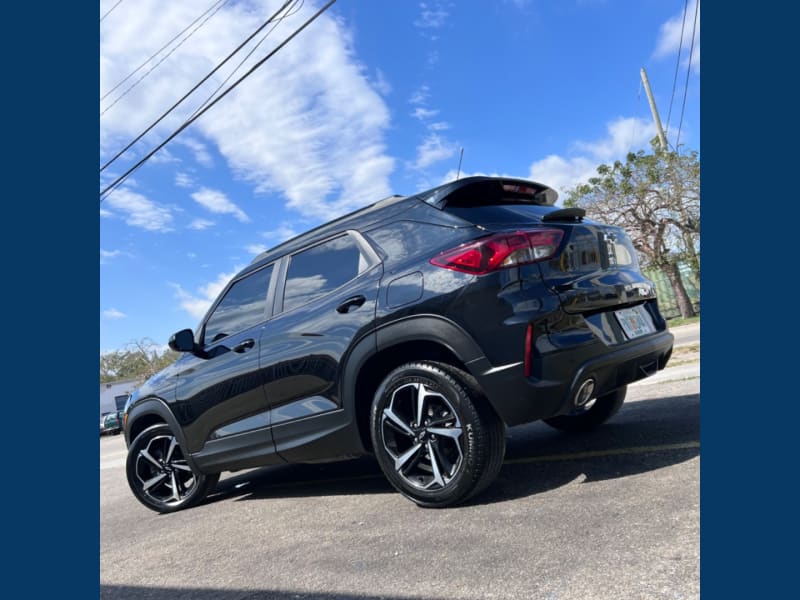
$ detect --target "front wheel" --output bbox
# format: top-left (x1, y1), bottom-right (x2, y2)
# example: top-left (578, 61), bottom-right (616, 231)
top-left (370, 361), bottom-right (505, 508)
top-left (543, 386), bottom-right (627, 432)
top-left (126, 424), bottom-right (219, 513)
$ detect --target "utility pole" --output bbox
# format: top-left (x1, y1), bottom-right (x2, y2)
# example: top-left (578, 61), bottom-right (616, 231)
top-left (640, 67), bottom-right (668, 152)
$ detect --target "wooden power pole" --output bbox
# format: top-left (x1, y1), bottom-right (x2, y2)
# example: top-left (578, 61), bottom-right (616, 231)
top-left (640, 67), bottom-right (669, 151)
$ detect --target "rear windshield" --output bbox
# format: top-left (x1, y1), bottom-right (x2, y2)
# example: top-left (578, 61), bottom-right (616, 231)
top-left (444, 203), bottom-right (565, 225)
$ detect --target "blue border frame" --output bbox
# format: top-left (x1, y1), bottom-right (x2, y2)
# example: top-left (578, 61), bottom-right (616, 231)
top-left (7, 2), bottom-right (97, 595)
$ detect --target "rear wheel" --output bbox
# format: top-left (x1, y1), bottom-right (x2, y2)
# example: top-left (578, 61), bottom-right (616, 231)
top-left (126, 424), bottom-right (219, 513)
top-left (543, 386), bottom-right (627, 432)
top-left (370, 361), bottom-right (505, 507)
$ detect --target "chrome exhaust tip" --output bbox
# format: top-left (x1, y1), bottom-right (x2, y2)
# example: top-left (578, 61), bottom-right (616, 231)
top-left (575, 378), bottom-right (596, 407)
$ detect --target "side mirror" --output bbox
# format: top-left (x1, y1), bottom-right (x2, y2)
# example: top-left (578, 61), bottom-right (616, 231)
top-left (168, 329), bottom-right (196, 353)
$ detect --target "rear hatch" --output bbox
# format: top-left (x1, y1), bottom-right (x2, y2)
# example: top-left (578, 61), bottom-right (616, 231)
top-left (426, 177), bottom-right (659, 319)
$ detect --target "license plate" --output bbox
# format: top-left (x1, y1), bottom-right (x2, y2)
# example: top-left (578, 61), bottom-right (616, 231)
top-left (615, 305), bottom-right (655, 340)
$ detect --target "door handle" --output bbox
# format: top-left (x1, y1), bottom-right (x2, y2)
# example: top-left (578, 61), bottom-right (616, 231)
top-left (336, 295), bottom-right (366, 313)
top-left (232, 339), bottom-right (255, 353)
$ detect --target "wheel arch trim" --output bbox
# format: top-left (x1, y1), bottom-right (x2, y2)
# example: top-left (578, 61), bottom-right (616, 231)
top-left (125, 398), bottom-right (202, 474)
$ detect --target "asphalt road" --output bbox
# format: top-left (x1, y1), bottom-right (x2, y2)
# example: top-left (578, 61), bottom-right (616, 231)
top-left (101, 376), bottom-right (699, 600)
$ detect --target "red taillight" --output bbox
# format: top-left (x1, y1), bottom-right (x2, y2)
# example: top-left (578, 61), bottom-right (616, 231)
top-left (430, 229), bottom-right (563, 274)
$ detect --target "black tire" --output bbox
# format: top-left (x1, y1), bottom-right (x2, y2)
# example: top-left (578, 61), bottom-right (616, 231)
top-left (543, 386), bottom-right (627, 432)
top-left (370, 361), bottom-right (505, 508)
top-left (126, 424), bottom-right (219, 513)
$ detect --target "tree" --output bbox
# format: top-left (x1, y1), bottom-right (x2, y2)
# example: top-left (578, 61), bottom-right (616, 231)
top-left (564, 146), bottom-right (700, 318)
top-left (100, 337), bottom-right (180, 383)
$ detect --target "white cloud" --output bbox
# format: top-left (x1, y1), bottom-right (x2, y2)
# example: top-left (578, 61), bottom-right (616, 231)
top-left (104, 188), bottom-right (174, 232)
top-left (413, 134), bottom-right (458, 169)
top-left (653, 0), bottom-right (700, 73)
top-left (149, 147), bottom-right (180, 164)
top-left (528, 155), bottom-right (599, 200)
top-left (190, 187), bottom-right (250, 223)
top-left (409, 85), bottom-right (430, 105)
top-left (429, 121), bottom-right (450, 131)
top-left (171, 267), bottom-right (242, 320)
top-left (572, 117), bottom-right (655, 162)
top-left (246, 243), bottom-right (268, 255)
top-left (100, 208), bottom-right (113, 218)
top-left (528, 117), bottom-right (655, 201)
top-left (373, 68), bottom-right (392, 96)
top-left (174, 172), bottom-right (195, 188)
top-left (100, 0), bottom-right (395, 222)
top-left (411, 107), bottom-right (439, 121)
top-left (175, 137), bottom-right (213, 167)
top-left (103, 308), bottom-right (127, 320)
top-left (100, 248), bottom-right (128, 265)
top-left (262, 223), bottom-right (300, 243)
top-left (415, 2), bottom-right (449, 29)
top-left (188, 218), bottom-right (215, 230)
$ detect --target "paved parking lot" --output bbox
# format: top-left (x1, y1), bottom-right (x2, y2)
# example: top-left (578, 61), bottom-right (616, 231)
top-left (101, 369), bottom-right (699, 600)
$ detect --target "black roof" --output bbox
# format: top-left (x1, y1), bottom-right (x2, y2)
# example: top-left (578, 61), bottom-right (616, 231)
top-left (243, 176), bottom-right (557, 276)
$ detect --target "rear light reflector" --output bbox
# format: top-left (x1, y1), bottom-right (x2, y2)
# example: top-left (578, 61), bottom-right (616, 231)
top-left (524, 323), bottom-right (533, 377)
top-left (430, 229), bottom-right (563, 274)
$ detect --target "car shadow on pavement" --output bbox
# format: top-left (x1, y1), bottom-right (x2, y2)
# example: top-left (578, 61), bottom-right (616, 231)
top-left (203, 392), bottom-right (699, 508)
top-left (101, 585), bottom-right (439, 599)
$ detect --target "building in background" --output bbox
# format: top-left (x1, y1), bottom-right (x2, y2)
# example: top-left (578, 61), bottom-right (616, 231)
top-left (100, 378), bottom-right (142, 417)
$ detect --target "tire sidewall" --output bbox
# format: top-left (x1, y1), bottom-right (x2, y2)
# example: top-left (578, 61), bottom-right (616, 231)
top-left (370, 363), bottom-right (483, 506)
top-left (126, 423), bottom-right (210, 513)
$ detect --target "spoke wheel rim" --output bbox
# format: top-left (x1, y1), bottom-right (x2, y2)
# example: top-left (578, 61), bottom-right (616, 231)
top-left (135, 435), bottom-right (198, 506)
top-left (381, 382), bottom-right (464, 491)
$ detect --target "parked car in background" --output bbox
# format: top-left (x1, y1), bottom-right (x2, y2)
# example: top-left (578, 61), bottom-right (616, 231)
top-left (101, 412), bottom-right (123, 436)
top-left (123, 176), bottom-right (673, 513)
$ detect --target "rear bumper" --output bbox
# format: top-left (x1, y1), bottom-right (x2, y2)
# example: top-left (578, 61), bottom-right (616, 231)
top-left (467, 330), bottom-right (674, 427)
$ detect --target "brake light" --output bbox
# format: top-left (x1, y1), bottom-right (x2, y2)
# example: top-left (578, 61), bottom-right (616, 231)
top-left (430, 229), bottom-right (563, 274)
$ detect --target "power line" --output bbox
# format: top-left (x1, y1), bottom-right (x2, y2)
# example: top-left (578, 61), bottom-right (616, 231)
top-left (676, 0), bottom-right (699, 153)
top-left (100, 0), bottom-right (338, 202)
top-left (101, 0), bottom-right (232, 116)
top-left (100, 0), bottom-right (294, 174)
top-left (100, 0), bottom-right (125, 23)
top-left (665, 0), bottom-right (689, 143)
top-left (189, 0), bottom-right (304, 120)
top-left (101, 0), bottom-right (227, 102)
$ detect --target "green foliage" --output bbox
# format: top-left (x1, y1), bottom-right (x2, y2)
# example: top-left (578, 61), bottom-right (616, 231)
top-left (564, 147), bottom-right (700, 271)
top-left (100, 338), bottom-right (180, 383)
top-left (565, 146), bottom-right (700, 318)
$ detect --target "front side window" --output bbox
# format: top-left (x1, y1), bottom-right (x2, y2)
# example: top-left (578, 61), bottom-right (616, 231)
top-left (203, 265), bottom-right (273, 344)
top-left (283, 235), bottom-right (368, 312)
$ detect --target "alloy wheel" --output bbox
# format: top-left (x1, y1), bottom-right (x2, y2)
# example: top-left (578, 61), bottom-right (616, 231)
top-left (380, 382), bottom-right (464, 490)
top-left (134, 435), bottom-right (197, 506)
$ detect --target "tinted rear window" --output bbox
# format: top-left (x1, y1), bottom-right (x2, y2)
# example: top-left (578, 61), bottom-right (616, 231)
top-left (283, 234), bottom-right (368, 311)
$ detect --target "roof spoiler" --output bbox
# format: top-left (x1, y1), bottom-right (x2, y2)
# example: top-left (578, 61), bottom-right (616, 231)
top-left (418, 176), bottom-right (558, 208)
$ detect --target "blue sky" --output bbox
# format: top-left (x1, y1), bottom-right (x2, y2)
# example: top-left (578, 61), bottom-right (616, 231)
top-left (99, 0), bottom-right (700, 353)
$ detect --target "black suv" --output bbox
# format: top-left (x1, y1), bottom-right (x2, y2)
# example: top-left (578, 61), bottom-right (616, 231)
top-left (123, 176), bottom-right (673, 512)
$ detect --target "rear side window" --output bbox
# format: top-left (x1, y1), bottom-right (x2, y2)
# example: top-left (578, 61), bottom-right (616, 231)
top-left (203, 264), bottom-right (273, 344)
top-left (283, 235), bottom-right (367, 311)
top-left (365, 221), bottom-right (467, 266)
